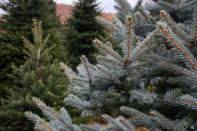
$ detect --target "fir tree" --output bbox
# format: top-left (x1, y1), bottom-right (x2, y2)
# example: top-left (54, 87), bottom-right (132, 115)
top-left (26, 0), bottom-right (197, 130)
top-left (0, 0), bottom-right (66, 99)
top-left (25, 11), bottom-right (197, 131)
top-left (0, 21), bottom-right (68, 131)
top-left (114, 0), bottom-right (155, 38)
top-left (26, 0), bottom-right (197, 131)
top-left (65, 0), bottom-right (105, 69)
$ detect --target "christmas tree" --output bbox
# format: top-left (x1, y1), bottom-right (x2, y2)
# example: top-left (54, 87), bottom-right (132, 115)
top-left (0, 21), bottom-right (68, 131)
top-left (65, 0), bottom-right (105, 69)
top-left (25, 0), bottom-right (197, 130)
top-left (0, 0), bottom-right (66, 100)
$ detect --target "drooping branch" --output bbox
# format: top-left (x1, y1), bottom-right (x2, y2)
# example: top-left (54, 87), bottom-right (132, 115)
top-left (94, 39), bottom-right (124, 62)
top-left (80, 55), bottom-right (94, 83)
top-left (157, 21), bottom-right (197, 71)
top-left (160, 10), bottom-right (191, 43)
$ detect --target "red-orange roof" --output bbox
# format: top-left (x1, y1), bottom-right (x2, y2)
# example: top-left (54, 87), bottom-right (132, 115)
top-left (101, 12), bottom-right (113, 22)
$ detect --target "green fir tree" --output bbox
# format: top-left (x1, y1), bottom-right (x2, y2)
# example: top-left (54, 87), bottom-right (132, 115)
top-left (65, 0), bottom-right (105, 69)
top-left (0, 21), bottom-right (68, 131)
top-left (0, 0), bottom-right (66, 100)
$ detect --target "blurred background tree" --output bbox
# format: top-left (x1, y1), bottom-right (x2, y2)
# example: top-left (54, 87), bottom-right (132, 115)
top-left (0, 21), bottom-right (68, 131)
top-left (0, 0), bottom-right (66, 100)
top-left (65, 0), bottom-right (106, 69)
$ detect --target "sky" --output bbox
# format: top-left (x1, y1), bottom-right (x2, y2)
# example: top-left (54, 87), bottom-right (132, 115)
top-left (56, 0), bottom-right (139, 12)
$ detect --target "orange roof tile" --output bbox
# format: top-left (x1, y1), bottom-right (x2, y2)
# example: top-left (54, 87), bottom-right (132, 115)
top-left (101, 12), bottom-right (114, 22)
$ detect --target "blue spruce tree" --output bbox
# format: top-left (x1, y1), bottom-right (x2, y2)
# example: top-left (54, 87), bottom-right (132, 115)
top-left (25, 0), bottom-right (197, 130)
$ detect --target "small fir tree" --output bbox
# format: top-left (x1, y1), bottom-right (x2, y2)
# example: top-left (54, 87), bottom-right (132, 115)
top-left (0, 0), bottom-right (66, 100)
top-left (65, 0), bottom-right (105, 69)
top-left (0, 21), bottom-right (68, 131)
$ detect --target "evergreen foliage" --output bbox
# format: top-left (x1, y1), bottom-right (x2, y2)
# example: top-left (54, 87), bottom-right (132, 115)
top-left (0, 21), bottom-right (68, 131)
top-left (146, 0), bottom-right (197, 23)
top-left (114, 0), bottom-right (155, 38)
top-left (0, 0), bottom-right (66, 100)
top-left (20, 0), bottom-right (197, 130)
top-left (65, 0), bottom-right (105, 69)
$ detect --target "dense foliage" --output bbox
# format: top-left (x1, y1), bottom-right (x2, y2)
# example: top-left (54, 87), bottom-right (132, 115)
top-left (0, 22), bottom-right (68, 131)
top-left (0, 0), bottom-right (66, 100)
top-left (26, 0), bottom-right (197, 131)
top-left (65, 0), bottom-right (105, 69)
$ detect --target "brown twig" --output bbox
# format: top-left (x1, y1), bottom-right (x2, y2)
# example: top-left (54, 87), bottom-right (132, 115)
top-left (159, 26), bottom-right (197, 71)
top-left (125, 16), bottom-right (134, 67)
